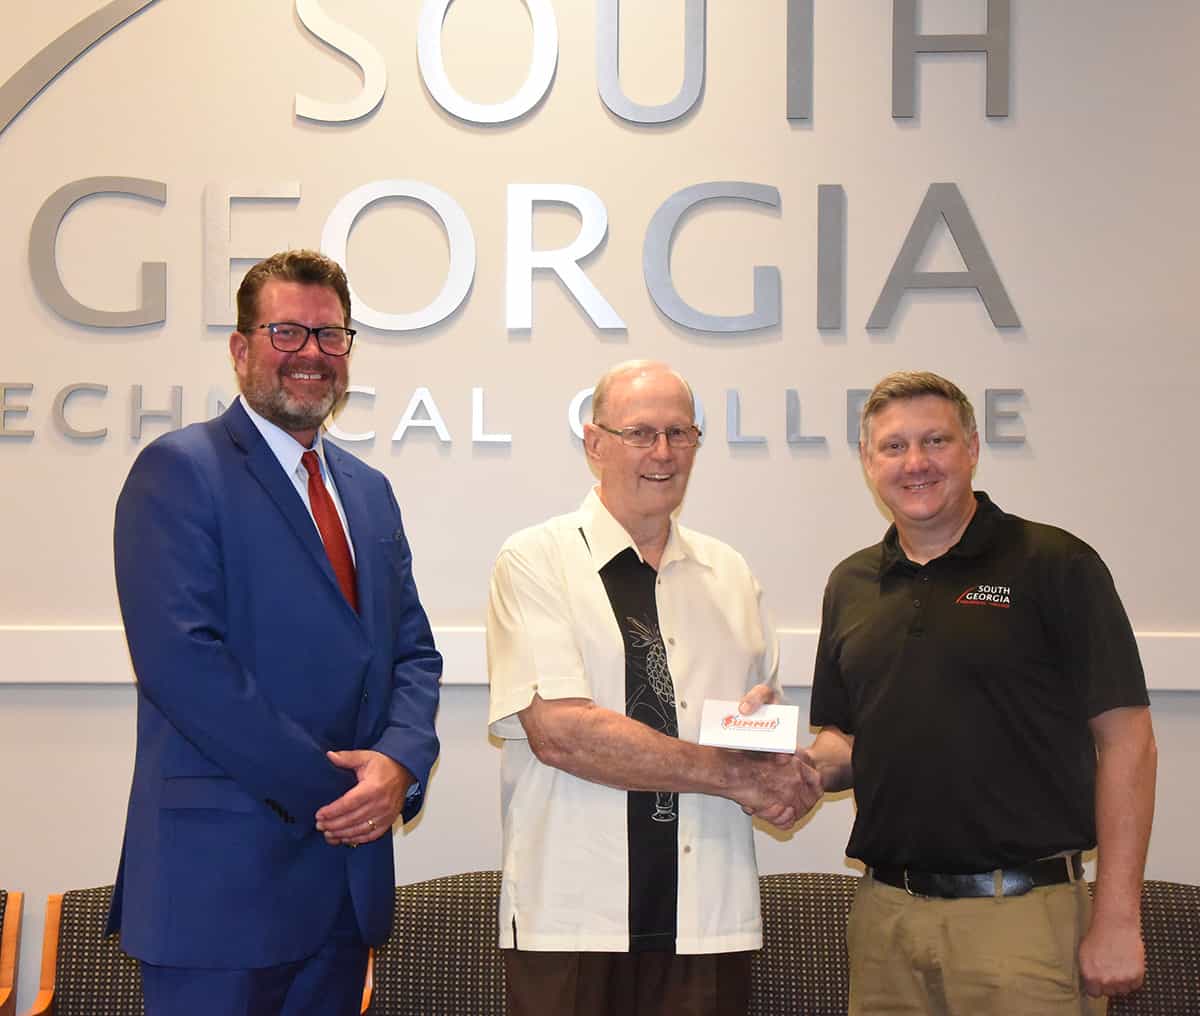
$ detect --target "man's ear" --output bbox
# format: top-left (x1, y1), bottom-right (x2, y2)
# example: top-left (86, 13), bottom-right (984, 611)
top-left (582, 422), bottom-right (603, 463)
top-left (229, 329), bottom-right (248, 367)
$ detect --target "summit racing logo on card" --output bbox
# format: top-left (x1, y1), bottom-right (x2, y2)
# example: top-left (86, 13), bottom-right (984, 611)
top-left (956, 584), bottom-right (1011, 608)
top-left (701, 700), bottom-right (798, 753)
top-left (721, 714), bottom-right (781, 731)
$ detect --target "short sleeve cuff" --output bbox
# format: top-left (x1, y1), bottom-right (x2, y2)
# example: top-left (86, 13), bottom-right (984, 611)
top-left (487, 674), bottom-right (594, 739)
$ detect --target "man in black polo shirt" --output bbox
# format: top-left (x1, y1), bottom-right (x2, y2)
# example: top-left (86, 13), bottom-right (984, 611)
top-left (803, 371), bottom-right (1156, 1014)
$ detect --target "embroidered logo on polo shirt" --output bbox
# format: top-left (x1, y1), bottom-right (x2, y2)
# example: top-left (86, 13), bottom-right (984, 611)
top-left (956, 584), bottom-right (1011, 608)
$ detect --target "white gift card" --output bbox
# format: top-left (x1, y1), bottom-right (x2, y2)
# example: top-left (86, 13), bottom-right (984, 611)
top-left (698, 699), bottom-right (799, 754)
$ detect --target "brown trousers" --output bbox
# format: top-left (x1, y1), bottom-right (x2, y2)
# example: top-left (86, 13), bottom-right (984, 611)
top-left (848, 874), bottom-right (1107, 1015)
top-left (503, 949), bottom-right (753, 1016)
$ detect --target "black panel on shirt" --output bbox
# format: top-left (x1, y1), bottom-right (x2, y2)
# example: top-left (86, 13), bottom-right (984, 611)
top-left (810, 492), bottom-right (1149, 873)
top-left (599, 547), bottom-right (679, 953)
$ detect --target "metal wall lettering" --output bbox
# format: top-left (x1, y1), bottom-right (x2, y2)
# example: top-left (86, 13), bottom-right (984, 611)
top-left (726, 390), bottom-right (766, 445)
top-left (644, 182), bottom-right (781, 333)
top-left (892, 0), bottom-right (1010, 118)
top-left (321, 180), bottom-right (477, 332)
top-left (417, 0), bottom-right (558, 124)
top-left (817, 184), bottom-right (845, 329)
top-left (326, 387), bottom-right (376, 443)
top-left (596, 0), bottom-right (705, 124)
top-left (130, 384), bottom-right (181, 440)
top-left (506, 184), bottom-right (625, 330)
top-left (785, 390), bottom-right (826, 445)
top-left (0, 385), bottom-right (34, 438)
top-left (867, 183), bottom-right (1019, 330)
top-left (846, 389), bottom-right (871, 445)
top-left (0, 0), bottom-right (160, 138)
top-left (52, 383), bottom-right (109, 439)
top-left (203, 182), bottom-right (302, 327)
top-left (295, 0), bottom-right (387, 123)
top-left (786, 0), bottom-right (814, 121)
top-left (30, 177), bottom-right (167, 327)
top-left (392, 387), bottom-right (451, 443)
top-left (472, 387), bottom-right (512, 444)
top-left (985, 388), bottom-right (1026, 444)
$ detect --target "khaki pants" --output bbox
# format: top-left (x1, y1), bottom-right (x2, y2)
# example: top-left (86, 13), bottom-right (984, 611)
top-left (848, 874), bottom-right (1107, 1015)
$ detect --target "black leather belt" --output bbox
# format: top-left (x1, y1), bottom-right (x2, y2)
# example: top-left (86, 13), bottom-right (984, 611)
top-left (870, 853), bottom-right (1083, 899)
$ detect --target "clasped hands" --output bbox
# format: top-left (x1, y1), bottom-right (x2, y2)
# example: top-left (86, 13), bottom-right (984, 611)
top-left (733, 684), bottom-right (823, 830)
top-left (314, 749), bottom-right (414, 847)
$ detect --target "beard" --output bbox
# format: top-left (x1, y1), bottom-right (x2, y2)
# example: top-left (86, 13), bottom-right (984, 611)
top-left (239, 357), bottom-right (347, 436)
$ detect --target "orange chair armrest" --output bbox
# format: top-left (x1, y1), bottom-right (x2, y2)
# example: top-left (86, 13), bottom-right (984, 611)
top-left (20, 893), bottom-right (64, 1016)
top-left (360, 947), bottom-right (374, 1013)
top-left (22, 986), bottom-right (55, 1016)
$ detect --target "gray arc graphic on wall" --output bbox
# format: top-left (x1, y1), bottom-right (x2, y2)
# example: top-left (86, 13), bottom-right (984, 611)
top-left (0, 0), bottom-right (161, 138)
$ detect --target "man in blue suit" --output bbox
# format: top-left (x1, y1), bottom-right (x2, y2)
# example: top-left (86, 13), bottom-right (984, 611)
top-left (108, 249), bottom-right (442, 1015)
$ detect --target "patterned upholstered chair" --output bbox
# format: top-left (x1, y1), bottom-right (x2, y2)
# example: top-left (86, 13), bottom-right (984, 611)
top-left (363, 870), bottom-right (860, 1016)
top-left (363, 869), bottom-right (861, 1016)
top-left (1, 890), bottom-right (23, 1016)
top-left (751, 872), bottom-right (857, 1016)
top-left (751, 875), bottom-right (1200, 1016)
top-left (25, 885), bottom-right (143, 1016)
top-left (1106, 879), bottom-right (1200, 1016)
top-left (363, 870), bottom-right (505, 1016)
top-left (362, 870), bottom-right (1200, 1016)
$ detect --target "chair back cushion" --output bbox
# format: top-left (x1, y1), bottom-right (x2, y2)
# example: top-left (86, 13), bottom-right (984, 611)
top-left (53, 886), bottom-right (144, 1016)
top-left (1108, 880), bottom-right (1200, 1016)
top-left (367, 870), bottom-right (504, 1016)
top-left (751, 872), bottom-right (857, 1015)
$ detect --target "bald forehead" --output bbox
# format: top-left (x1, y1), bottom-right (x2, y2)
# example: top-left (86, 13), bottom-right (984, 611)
top-left (593, 362), bottom-right (694, 422)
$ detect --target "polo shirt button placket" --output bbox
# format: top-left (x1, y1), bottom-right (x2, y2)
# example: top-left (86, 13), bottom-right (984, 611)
top-left (913, 568), bottom-right (931, 609)
top-left (908, 569), bottom-right (928, 637)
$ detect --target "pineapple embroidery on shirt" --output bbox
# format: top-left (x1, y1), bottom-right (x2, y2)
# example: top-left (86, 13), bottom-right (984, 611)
top-left (626, 616), bottom-right (678, 823)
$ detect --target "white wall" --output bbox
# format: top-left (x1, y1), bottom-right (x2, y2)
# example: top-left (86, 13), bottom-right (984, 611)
top-left (2, 2), bottom-right (1197, 1012)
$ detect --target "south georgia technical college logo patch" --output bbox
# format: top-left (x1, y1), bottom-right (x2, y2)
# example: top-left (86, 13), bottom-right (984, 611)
top-left (955, 584), bottom-right (1012, 608)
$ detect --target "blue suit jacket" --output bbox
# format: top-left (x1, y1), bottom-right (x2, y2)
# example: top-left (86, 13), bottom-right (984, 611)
top-left (107, 400), bottom-right (441, 968)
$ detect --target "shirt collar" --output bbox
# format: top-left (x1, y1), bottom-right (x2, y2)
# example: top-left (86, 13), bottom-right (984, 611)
top-left (578, 488), bottom-right (712, 572)
top-left (238, 394), bottom-right (328, 478)
top-left (878, 491), bottom-right (1002, 576)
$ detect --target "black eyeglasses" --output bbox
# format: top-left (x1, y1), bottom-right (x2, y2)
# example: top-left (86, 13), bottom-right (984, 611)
top-left (595, 423), bottom-right (702, 448)
top-left (253, 322), bottom-right (356, 356)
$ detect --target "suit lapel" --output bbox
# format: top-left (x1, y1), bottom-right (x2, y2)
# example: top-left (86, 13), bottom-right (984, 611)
top-left (325, 442), bottom-right (375, 633)
top-left (222, 402), bottom-right (356, 617)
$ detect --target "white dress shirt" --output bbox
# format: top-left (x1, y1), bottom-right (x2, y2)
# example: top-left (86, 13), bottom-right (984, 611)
top-left (238, 396), bottom-right (355, 563)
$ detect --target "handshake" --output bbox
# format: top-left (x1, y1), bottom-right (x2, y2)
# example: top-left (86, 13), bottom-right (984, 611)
top-left (726, 684), bottom-right (825, 830)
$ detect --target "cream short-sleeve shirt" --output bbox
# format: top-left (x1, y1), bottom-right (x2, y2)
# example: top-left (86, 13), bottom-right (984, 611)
top-left (487, 489), bottom-right (781, 953)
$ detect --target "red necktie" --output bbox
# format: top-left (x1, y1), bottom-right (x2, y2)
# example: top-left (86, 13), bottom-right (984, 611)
top-left (301, 450), bottom-right (358, 612)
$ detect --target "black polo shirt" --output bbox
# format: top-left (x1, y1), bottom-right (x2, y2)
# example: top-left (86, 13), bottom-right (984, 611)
top-left (810, 492), bottom-right (1149, 873)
